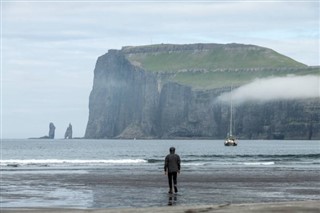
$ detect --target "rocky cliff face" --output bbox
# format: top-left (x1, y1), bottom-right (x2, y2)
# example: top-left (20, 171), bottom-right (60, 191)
top-left (85, 44), bottom-right (320, 140)
top-left (233, 100), bottom-right (319, 140)
top-left (85, 50), bottom-right (160, 138)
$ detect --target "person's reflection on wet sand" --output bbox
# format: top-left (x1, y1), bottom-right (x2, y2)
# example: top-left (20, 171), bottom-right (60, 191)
top-left (168, 194), bottom-right (177, 206)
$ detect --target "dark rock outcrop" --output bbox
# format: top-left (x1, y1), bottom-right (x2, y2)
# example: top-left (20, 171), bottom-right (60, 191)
top-left (32, 122), bottom-right (55, 139)
top-left (85, 44), bottom-right (320, 140)
top-left (48, 122), bottom-right (55, 139)
top-left (64, 123), bottom-right (73, 139)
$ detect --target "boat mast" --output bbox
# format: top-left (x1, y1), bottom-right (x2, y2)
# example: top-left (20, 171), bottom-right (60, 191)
top-left (229, 86), bottom-right (233, 137)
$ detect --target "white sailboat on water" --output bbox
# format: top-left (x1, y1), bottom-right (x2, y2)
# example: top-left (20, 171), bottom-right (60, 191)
top-left (224, 86), bottom-right (237, 146)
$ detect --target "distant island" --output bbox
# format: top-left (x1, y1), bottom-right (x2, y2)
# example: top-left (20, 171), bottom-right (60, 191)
top-left (84, 43), bottom-right (320, 140)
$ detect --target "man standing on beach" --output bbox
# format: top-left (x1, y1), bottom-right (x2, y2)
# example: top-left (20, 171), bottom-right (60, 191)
top-left (164, 147), bottom-right (181, 194)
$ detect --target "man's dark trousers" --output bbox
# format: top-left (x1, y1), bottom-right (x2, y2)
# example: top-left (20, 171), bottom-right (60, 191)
top-left (168, 172), bottom-right (177, 192)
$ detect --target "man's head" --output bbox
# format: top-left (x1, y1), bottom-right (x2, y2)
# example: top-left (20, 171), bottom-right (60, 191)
top-left (169, 147), bottom-right (175, 154)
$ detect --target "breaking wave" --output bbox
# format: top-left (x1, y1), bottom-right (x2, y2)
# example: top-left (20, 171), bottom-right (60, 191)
top-left (1, 159), bottom-right (147, 167)
top-left (2, 154), bottom-right (318, 168)
top-left (183, 153), bottom-right (320, 161)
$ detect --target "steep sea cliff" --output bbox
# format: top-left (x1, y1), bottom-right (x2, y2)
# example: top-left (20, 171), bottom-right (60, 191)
top-left (85, 43), bottom-right (319, 139)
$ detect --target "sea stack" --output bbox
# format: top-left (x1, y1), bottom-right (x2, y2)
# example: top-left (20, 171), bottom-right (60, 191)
top-left (64, 123), bottom-right (73, 139)
top-left (48, 122), bottom-right (56, 139)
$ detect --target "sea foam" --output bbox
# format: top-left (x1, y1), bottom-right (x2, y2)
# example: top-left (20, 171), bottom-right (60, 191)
top-left (1, 159), bottom-right (148, 167)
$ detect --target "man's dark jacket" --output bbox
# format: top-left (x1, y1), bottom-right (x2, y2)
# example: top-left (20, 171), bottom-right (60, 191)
top-left (164, 153), bottom-right (181, 173)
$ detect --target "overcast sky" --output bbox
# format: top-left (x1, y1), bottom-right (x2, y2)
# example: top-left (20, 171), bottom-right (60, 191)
top-left (1, 0), bottom-right (319, 139)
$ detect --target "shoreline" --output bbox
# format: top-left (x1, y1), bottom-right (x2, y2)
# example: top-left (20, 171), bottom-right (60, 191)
top-left (2, 167), bottom-right (319, 209)
top-left (2, 140), bottom-right (319, 209)
top-left (2, 200), bottom-right (320, 213)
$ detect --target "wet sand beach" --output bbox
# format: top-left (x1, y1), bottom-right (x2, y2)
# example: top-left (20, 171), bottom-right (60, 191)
top-left (2, 200), bottom-right (320, 213)
top-left (2, 167), bottom-right (319, 209)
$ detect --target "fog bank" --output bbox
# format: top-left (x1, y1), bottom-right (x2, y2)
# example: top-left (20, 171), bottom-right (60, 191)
top-left (217, 75), bottom-right (320, 105)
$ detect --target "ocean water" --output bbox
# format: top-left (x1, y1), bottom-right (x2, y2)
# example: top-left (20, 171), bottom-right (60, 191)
top-left (1, 139), bottom-right (320, 208)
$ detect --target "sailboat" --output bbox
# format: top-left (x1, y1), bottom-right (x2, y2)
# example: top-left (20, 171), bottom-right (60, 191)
top-left (224, 86), bottom-right (237, 146)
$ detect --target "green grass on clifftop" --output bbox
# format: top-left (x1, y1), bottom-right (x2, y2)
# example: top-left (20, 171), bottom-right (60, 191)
top-left (172, 68), bottom-right (320, 89)
top-left (124, 43), bottom-right (317, 89)
top-left (126, 44), bottom-right (306, 72)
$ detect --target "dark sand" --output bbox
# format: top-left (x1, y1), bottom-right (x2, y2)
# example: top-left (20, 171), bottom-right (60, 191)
top-left (2, 167), bottom-right (320, 209)
top-left (1, 200), bottom-right (320, 213)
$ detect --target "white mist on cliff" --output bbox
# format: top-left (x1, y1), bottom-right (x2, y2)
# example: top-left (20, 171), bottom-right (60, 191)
top-left (217, 75), bottom-right (320, 105)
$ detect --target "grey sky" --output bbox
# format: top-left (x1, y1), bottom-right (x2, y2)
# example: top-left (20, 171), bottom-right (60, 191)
top-left (1, 1), bottom-right (319, 138)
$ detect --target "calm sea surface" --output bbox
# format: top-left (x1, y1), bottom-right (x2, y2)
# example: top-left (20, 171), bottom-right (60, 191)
top-left (1, 139), bottom-right (319, 208)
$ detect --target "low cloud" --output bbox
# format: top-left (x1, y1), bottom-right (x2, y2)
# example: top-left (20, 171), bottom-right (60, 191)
top-left (217, 75), bottom-right (320, 105)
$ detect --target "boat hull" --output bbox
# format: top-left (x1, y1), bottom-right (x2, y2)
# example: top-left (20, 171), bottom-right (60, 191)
top-left (224, 138), bottom-right (237, 146)
top-left (224, 142), bottom-right (237, 146)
